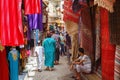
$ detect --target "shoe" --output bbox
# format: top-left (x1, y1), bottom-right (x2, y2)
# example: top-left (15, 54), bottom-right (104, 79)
top-left (44, 67), bottom-right (49, 71)
top-left (38, 69), bottom-right (42, 72)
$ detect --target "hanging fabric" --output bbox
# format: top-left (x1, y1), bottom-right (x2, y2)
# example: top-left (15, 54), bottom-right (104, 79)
top-left (109, 0), bottom-right (120, 45)
top-left (0, 45), bottom-right (9, 80)
top-left (27, 0), bottom-right (43, 31)
top-left (24, 0), bottom-right (41, 14)
top-left (63, 0), bottom-right (87, 23)
top-left (80, 7), bottom-right (93, 57)
top-left (94, 0), bottom-right (116, 12)
top-left (100, 7), bottom-right (115, 80)
top-left (114, 46), bottom-right (120, 80)
top-left (0, 0), bottom-right (24, 46)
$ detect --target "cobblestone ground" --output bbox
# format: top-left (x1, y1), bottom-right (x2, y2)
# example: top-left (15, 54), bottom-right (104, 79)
top-left (33, 56), bottom-right (74, 80)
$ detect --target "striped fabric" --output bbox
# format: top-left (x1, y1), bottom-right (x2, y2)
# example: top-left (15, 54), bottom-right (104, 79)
top-left (114, 46), bottom-right (120, 80)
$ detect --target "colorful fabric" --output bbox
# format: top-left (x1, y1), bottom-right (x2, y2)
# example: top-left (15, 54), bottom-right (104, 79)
top-left (94, 0), bottom-right (116, 12)
top-left (0, 0), bottom-right (24, 46)
top-left (114, 46), bottom-right (120, 80)
top-left (109, 0), bottom-right (120, 45)
top-left (63, 0), bottom-right (87, 23)
top-left (0, 49), bottom-right (9, 80)
top-left (8, 49), bottom-right (20, 80)
top-left (100, 8), bottom-right (116, 80)
top-left (24, 0), bottom-right (41, 14)
top-left (43, 38), bottom-right (56, 67)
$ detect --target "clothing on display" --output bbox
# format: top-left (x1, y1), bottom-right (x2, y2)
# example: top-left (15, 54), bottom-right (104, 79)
top-left (0, 0), bottom-right (24, 46)
top-left (0, 47), bottom-right (9, 80)
top-left (24, 0), bottom-right (41, 14)
top-left (8, 48), bottom-right (20, 80)
top-left (100, 8), bottom-right (115, 80)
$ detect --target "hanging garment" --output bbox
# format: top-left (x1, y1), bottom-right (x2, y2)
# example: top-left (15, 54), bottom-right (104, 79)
top-left (80, 7), bottom-right (94, 58)
top-left (27, 14), bottom-right (43, 31)
top-left (27, 0), bottom-right (43, 31)
top-left (24, 0), bottom-right (41, 14)
top-left (94, 0), bottom-right (116, 12)
top-left (8, 48), bottom-right (20, 80)
top-left (109, 0), bottom-right (120, 45)
top-left (0, 47), bottom-right (9, 80)
top-left (0, 0), bottom-right (24, 46)
top-left (114, 46), bottom-right (120, 80)
top-left (63, 0), bottom-right (81, 23)
top-left (100, 8), bottom-right (116, 80)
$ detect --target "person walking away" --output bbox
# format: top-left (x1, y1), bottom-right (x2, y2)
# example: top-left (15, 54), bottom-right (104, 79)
top-left (66, 33), bottom-right (72, 64)
top-left (35, 41), bottom-right (44, 72)
top-left (43, 32), bottom-right (56, 71)
top-left (70, 48), bottom-right (91, 80)
top-left (51, 31), bottom-right (61, 65)
top-left (60, 33), bottom-right (65, 56)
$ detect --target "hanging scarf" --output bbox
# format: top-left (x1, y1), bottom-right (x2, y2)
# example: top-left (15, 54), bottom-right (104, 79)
top-left (94, 0), bottom-right (116, 12)
top-left (24, 0), bottom-right (41, 14)
top-left (100, 7), bottom-right (115, 80)
top-left (109, 0), bottom-right (120, 45)
top-left (0, 0), bottom-right (24, 46)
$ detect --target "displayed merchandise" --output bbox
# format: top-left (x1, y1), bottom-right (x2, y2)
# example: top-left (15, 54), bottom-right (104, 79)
top-left (8, 47), bottom-right (20, 80)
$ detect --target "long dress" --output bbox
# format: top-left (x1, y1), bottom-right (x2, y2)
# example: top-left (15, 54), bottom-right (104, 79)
top-left (0, 48), bottom-right (9, 80)
top-left (43, 37), bottom-right (56, 67)
top-left (8, 49), bottom-right (20, 80)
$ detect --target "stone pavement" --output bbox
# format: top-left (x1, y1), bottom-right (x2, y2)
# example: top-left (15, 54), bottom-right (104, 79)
top-left (19, 55), bottom-right (101, 80)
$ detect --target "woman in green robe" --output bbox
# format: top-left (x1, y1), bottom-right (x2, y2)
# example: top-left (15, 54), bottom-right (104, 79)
top-left (43, 33), bottom-right (56, 71)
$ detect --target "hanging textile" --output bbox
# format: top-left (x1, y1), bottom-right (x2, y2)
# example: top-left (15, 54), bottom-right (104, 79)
top-left (0, 45), bottom-right (9, 80)
top-left (65, 20), bottom-right (79, 60)
top-left (95, 7), bottom-right (101, 61)
top-left (63, 0), bottom-right (87, 23)
top-left (114, 46), bottom-right (120, 80)
top-left (0, 0), bottom-right (24, 46)
top-left (109, 0), bottom-right (120, 45)
top-left (94, 0), bottom-right (116, 12)
top-left (100, 8), bottom-right (115, 80)
top-left (24, 0), bottom-right (41, 14)
top-left (80, 7), bottom-right (93, 59)
top-left (27, 14), bottom-right (43, 31)
top-left (8, 48), bottom-right (20, 80)
top-left (27, 0), bottom-right (43, 31)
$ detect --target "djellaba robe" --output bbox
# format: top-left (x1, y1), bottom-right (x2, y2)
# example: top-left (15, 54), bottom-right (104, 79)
top-left (43, 37), bottom-right (56, 67)
top-left (8, 49), bottom-right (20, 80)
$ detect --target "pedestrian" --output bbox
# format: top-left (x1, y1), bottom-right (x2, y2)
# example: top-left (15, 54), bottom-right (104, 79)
top-left (35, 41), bottom-right (44, 72)
top-left (51, 31), bottom-right (61, 65)
top-left (60, 33), bottom-right (65, 56)
top-left (66, 32), bottom-right (72, 64)
top-left (70, 48), bottom-right (91, 80)
top-left (43, 32), bottom-right (56, 71)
